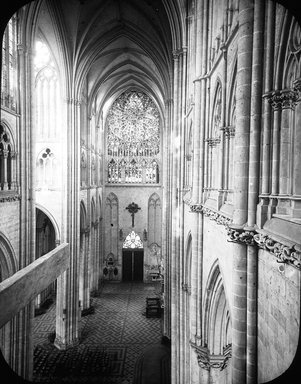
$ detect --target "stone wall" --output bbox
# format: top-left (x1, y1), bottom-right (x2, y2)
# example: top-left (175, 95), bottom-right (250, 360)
top-left (258, 249), bottom-right (300, 382)
top-left (104, 185), bottom-right (163, 282)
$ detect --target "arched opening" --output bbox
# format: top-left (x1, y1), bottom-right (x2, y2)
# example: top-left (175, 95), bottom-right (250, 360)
top-left (35, 208), bottom-right (57, 314)
top-left (122, 231), bottom-right (144, 281)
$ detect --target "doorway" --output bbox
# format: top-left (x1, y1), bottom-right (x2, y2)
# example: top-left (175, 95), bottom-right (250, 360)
top-left (122, 250), bottom-right (144, 281)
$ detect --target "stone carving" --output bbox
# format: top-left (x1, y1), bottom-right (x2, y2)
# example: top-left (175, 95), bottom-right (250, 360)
top-left (226, 227), bottom-right (255, 245)
top-left (0, 194), bottom-right (21, 203)
top-left (181, 282), bottom-right (191, 295)
top-left (265, 89), bottom-right (299, 110)
top-left (190, 342), bottom-right (231, 371)
top-left (189, 204), bottom-right (231, 227)
top-left (253, 233), bottom-right (301, 269)
top-left (226, 227), bottom-right (301, 270)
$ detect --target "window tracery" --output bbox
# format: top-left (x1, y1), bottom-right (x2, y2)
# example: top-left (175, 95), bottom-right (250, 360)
top-left (36, 148), bottom-right (57, 188)
top-left (34, 40), bottom-right (60, 139)
top-left (106, 91), bottom-right (160, 184)
top-left (1, 15), bottom-right (17, 111)
top-left (123, 231), bottom-right (143, 249)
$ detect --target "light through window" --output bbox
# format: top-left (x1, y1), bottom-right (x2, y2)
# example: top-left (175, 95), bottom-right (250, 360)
top-left (106, 91), bottom-right (160, 184)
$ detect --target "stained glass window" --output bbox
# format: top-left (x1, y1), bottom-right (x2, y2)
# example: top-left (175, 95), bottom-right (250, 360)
top-left (123, 231), bottom-right (143, 249)
top-left (106, 91), bottom-right (160, 184)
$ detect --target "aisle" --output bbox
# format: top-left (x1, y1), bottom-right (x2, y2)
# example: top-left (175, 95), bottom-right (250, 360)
top-left (32, 282), bottom-right (163, 383)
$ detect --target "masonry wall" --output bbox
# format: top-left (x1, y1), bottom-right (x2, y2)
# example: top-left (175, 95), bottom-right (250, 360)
top-left (258, 249), bottom-right (300, 382)
top-left (104, 185), bottom-right (163, 282)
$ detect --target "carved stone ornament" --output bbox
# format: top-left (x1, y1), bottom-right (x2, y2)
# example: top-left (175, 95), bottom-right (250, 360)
top-left (189, 204), bottom-right (231, 227)
top-left (190, 342), bottom-right (232, 371)
top-left (226, 226), bottom-right (301, 270)
top-left (181, 282), bottom-right (191, 295)
top-left (253, 233), bottom-right (301, 270)
top-left (265, 89), bottom-right (298, 110)
top-left (226, 227), bottom-right (255, 245)
top-left (0, 194), bottom-right (21, 203)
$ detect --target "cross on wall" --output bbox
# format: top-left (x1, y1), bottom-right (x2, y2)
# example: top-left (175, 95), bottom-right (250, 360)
top-left (126, 202), bottom-right (141, 227)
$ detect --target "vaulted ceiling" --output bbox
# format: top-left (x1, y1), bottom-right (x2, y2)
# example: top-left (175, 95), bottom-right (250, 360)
top-left (48, 0), bottom-right (185, 120)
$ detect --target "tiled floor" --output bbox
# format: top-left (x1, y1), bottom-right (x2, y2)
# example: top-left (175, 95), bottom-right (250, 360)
top-left (32, 282), bottom-right (163, 383)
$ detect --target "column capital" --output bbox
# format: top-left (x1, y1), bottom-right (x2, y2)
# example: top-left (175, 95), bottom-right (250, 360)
top-left (264, 89), bottom-right (298, 110)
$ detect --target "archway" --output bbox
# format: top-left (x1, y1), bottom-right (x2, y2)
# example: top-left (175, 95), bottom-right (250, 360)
top-left (35, 208), bottom-right (57, 313)
top-left (122, 231), bottom-right (144, 282)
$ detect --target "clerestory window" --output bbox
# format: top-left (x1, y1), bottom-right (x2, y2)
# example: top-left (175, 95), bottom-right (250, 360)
top-left (1, 14), bottom-right (17, 111)
top-left (106, 90), bottom-right (160, 184)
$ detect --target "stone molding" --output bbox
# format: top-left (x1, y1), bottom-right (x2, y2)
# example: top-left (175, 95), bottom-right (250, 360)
top-left (189, 204), bottom-right (232, 226)
top-left (190, 342), bottom-right (232, 371)
top-left (226, 226), bottom-right (301, 270)
top-left (0, 194), bottom-right (21, 203)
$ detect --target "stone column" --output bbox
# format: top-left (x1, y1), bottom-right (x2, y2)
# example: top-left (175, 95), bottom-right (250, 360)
top-left (257, 0), bottom-right (275, 228)
top-left (231, 2), bottom-right (253, 384)
top-left (171, 50), bottom-right (180, 384)
top-left (292, 79), bottom-right (301, 217)
top-left (54, 98), bottom-right (80, 350)
top-left (246, 1), bottom-right (264, 382)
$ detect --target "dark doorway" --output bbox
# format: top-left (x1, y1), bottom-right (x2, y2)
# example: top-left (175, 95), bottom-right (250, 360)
top-left (122, 250), bottom-right (144, 281)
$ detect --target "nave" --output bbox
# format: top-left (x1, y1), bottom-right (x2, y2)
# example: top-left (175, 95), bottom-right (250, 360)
top-left (32, 282), bottom-right (169, 384)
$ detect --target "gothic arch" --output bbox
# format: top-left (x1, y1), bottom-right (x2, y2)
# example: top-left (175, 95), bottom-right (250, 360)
top-left (105, 193), bottom-right (119, 258)
top-left (184, 231), bottom-right (192, 288)
top-left (0, 232), bottom-right (17, 281)
top-left (148, 193), bottom-right (162, 246)
top-left (80, 200), bottom-right (87, 231)
top-left (35, 203), bottom-right (60, 243)
top-left (203, 261), bottom-right (231, 355)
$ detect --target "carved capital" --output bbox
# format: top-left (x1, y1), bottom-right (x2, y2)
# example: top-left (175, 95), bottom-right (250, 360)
top-left (206, 137), bottom-right (221, 147)
top-left (189, 203), bottom-right (203, 213)
top-left (223, 125), bottom-right (235, 138)
top-left (190, 342), bottom-right (232, 371)
top-left (293, 78), bottom-right (301, 101)
top-left (265, 89), bottom-right (298, 110)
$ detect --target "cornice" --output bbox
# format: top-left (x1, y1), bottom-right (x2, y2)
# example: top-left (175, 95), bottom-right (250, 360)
top-left (189, 203), bottom-right (232, 227)
top-left (226, 225), bottom-right (301, 270)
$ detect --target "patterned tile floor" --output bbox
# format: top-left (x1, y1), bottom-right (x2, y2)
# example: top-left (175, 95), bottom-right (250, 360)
top-left (32, 282), bottom-right (163, 384)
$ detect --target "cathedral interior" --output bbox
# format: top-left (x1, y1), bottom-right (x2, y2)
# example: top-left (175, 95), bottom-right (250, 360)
top-left (0, 0), bottom-right (301, 383)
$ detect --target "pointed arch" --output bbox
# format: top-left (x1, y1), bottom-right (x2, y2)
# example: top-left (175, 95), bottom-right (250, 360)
top-left (0, 232), bottom-right (17, 281)
top-left (105, 193), bottom-right (119, 257)
top-left (203, 261), bottom-right (231, 356)
top-left (35, 203), bottom-right (60, 243)
top-left (148, 192), bottom-right (162, 246)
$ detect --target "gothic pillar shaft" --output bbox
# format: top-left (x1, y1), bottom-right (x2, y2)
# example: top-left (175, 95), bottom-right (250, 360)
top-left (246, 1), bottom-right (264, 382)
top-left (293, 93), bottom-right (301, 196)
top-left (271, 108), bottom-right (281, 196)
top-left (171, 52), bottom-right (179, 384)
top-left (262, 2), bottom-right (274, 175)
top-left (279, 107), bottom-right (291, 195)
top-left (2, 151), bottom-right (8, 190)
top-left (232, 2), bottom-right (254, 384)
top-left (55, 99), bottom-right (80, 349)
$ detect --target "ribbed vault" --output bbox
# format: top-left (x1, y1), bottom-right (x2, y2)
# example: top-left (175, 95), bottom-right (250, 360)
top-left (49, 0), bottom-right (181, 119)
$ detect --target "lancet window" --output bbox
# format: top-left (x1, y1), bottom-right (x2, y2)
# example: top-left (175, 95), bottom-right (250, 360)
top-left (1, 15), bottom-right (17, 111)
top-left (34, 40), bottom-right (61, 139)
top-left (106, 91), bottom-right (160, 184)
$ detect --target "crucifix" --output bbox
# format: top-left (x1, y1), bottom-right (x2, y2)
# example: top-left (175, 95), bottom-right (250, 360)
top-left (126, 202), bottom-right (141, 227)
